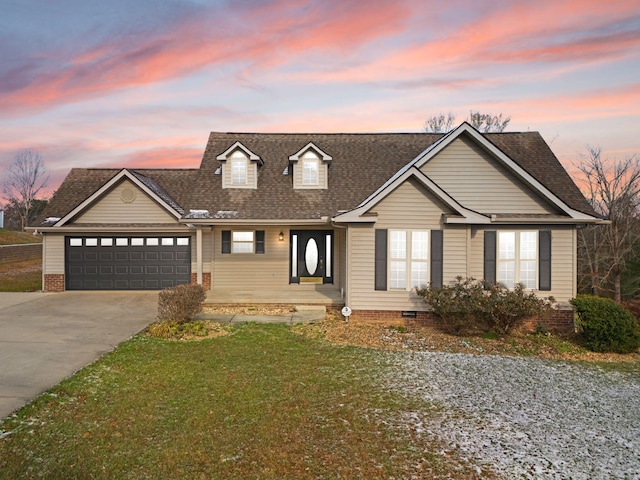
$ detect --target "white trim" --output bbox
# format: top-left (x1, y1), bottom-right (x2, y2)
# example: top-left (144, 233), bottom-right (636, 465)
top-left (215, 141), bottom-right (262, 163)
top-left (53, 169), bottom-right (183, 227)
top-left (334, 123), bottom-right (601, 224)
top-left (288, 142), bottom-right (332, 162)
top-left (333, 167), bottom-right (491, 224)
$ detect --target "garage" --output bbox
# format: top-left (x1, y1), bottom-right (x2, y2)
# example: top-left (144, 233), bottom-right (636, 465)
top-left (65, 236), bottom-right (191, 290)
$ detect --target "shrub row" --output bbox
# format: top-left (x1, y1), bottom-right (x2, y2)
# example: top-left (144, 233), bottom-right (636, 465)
top-left (416, 277), bottom-right (554, 336)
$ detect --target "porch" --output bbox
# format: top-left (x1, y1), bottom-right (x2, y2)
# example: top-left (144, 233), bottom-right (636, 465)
top-left (204, 287), bottom-right (344, 306)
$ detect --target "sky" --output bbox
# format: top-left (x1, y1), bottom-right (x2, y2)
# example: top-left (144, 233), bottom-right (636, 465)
top-left (1, 0), bottom-right (639, 199)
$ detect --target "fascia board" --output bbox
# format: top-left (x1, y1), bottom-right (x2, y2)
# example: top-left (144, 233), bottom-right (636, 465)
top-left (215, 141), bottom-right (261, 161)
top-left (55, 169), bottom-right (183, 227)
top-left (288, 142), bottom-right (333, 162)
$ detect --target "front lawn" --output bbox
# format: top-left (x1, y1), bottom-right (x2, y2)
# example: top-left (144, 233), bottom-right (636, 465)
top-left (0, 324), bottom-right (487, 479)
top-left (0, 258), bottom-right (42, 291)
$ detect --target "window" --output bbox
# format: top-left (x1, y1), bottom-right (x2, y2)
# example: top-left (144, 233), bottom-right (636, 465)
top-left (302, 153), bottom-right (319, 185)
top-left (232, 231), bottom-right (254, 253)
top-left (231, 153), bottom-right (247, 185)
top-left (389, 230), bottom-right (429, 290)
top-left (498, 231), bottom-right (537, 289)
top-left (222, 231), bottom-right (264, 254)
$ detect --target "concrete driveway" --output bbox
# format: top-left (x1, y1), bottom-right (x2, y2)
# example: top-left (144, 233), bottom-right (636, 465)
top-left (0, 291), bottom-right (158, 420)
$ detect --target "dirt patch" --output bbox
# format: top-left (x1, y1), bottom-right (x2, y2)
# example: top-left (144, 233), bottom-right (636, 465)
top-left (293, 312), bottom-right (640, 364)
top-left (202, 305), bottom-right (295, 316)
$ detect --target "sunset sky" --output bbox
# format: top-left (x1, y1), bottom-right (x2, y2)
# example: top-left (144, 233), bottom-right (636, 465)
top-left (1, 0), bottom-right (639, 198)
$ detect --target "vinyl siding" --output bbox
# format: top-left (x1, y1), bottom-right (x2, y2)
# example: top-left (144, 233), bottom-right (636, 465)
top-left (421, 136), bottom-right (559, 214)
top-left (210, 226), bottom-right (343, 292)
top-left (348, 178), bottom-right (464, 311)
top-left (73, 180), bottom-right (177, 224)
top-left (43, 234), bottom-right (65, 274)
top-left (469, 225), bottom-right (576, 305)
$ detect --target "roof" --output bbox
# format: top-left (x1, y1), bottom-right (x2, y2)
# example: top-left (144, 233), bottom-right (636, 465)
top-left (37, 130), bottom-right (599, 225)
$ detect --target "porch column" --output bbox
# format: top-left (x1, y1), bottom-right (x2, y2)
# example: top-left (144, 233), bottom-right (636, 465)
top-left (196, 225), bottom-right (203, 285)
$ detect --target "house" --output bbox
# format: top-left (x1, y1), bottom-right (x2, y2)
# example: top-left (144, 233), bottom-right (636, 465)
top-left (31, 123), bottom-right (603, 327)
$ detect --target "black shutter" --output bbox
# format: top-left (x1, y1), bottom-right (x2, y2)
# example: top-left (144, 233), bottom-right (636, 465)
top-left (484, 231), bottom-right (496, 285)
top-left (374, 229), bottom-right (387, 291)
top-left (256, 230), bottom-right (265, 254)
top-left (430, 229), bottom-right (443, 288)
top-left (221, 230), bottom-right (231, 254)
top-left (539, 230), bottom-right (552, 291)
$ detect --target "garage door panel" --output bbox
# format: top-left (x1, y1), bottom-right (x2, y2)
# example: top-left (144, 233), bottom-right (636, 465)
top-left (66, 236), bottom-right (191, 290)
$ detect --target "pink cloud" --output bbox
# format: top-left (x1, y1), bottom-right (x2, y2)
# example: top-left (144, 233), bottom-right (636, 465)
top-left (297, 0), bottom-right (640, 84)
top-left (0, 0), bottom-right (410, 114)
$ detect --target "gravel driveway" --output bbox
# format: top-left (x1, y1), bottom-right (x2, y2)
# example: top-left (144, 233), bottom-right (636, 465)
top-left (387, 352), bottom-right (640, 479)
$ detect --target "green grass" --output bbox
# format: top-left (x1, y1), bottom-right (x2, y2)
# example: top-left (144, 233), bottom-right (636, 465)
top-left (0, 324), bottom-right (485, 479)
top-left (0, 228), bottom-right (42, 245)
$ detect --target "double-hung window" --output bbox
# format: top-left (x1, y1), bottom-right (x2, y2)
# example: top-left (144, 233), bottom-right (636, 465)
top-left (389, 230), bottom-right (429, 290)
top-left (498, 231), bottom-right (537, 289)
top-left (232, 231), bottom-right (254, 253)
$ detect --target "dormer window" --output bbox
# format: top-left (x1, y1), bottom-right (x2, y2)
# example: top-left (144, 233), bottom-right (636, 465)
top-left (289, 142), bottom-right (331, 190)
top-left (216, 142), bottom-right (262, 189)
top-left (231, 152), bottom-right (248, 185)
top-left (302, 152), bottom-right (319, 186)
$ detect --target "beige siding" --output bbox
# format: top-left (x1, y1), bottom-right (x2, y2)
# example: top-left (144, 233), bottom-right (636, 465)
top-left (73, 180), bottom-right (177, 224)
top-left (348, 178), bottom-right (462, 311)
top-left (468, 226), bottom-right (576, 305)
top-left (211, 226), bottom-right (343, 292)
top-left (43, 234), bottom-right (65, 274)
top-left (422, 136), bottom-right (559, 214)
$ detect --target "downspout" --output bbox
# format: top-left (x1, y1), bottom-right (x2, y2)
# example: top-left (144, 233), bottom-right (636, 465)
top-left (196, 225), bottom-right (203, 285)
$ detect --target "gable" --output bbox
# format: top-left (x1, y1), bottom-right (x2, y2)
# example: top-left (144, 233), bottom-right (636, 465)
top-left (367, 177), bottom-right (454, 228)
top-left (71, 179), bottom-right (178, 224)
top-left (421, 135), bottom-right (561, 215)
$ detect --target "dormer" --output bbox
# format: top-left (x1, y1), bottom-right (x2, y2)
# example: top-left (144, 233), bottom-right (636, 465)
top-left (288, 142), bottom-right (332, 190)
top-left (216, 142), bottom-right (262, 189)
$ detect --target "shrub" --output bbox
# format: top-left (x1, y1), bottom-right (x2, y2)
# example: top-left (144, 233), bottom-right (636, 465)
top-left (157, 283), bottom-right (206, 324)
top-left (416, 277), bottom-right (554, 336)
top-left (147, 320), bottom-right (209, 339)
top-left (570, 295), bottom-right (640, 354)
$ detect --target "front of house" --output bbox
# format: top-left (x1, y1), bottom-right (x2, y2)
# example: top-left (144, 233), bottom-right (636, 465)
top-left (32, 123), bottom-right (603, 326)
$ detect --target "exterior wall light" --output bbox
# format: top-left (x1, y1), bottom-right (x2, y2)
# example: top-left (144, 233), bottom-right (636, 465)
top-left (279, 231), bottom-right (284, 241)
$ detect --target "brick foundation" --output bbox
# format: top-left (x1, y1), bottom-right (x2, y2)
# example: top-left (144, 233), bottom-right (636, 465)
top-left (44, 274), bottom-right (65, 292)
top-left (190, 272), bottom-right (212, 291)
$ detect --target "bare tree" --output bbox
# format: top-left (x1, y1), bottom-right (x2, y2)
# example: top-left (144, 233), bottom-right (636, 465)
top-left (576, 146), bottom-right (640, 301)
top-left (1, 149), bottom-right (49, 231)
top-left (423, 111), bottom-right (511, 133)
top-left (423, 112), bottom-right (456, 133)
top-left (467, 110), bottom-right (511, 132)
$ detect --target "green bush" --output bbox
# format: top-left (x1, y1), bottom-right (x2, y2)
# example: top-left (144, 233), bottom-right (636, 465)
top-left (157, 283), bottom-right (206, 324)
top-left (570, 295), bottom-right (640, 354)
top-left (416, 277), bottom-right (554, 336)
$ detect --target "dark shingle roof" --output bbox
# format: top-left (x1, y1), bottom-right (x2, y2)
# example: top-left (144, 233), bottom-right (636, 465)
top-left (38, 131), bottom-right (597, 225)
